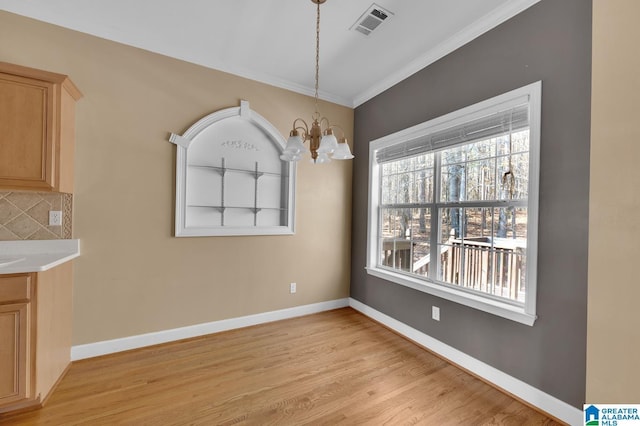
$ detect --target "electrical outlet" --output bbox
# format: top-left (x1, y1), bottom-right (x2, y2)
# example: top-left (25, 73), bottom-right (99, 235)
top-left (290, 282), bottom-right (297, 294)
top-left (432, 306), bottom-right (440, 321)
top-left (49, 211), bottom-right (62, 226)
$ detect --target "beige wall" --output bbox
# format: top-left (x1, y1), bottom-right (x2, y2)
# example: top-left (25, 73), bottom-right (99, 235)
top-left (0, 12), bottom-right (353, 345)
top-left (588, 0), bottom-right (640, 402)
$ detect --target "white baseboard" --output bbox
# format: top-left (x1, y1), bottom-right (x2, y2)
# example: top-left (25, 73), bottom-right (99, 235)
top-left (71, 298), bottom-right (349, 361)
top-left (71, 296), bottom-right (580, 424)
top-left (348, 298), bottom-right (581, 426)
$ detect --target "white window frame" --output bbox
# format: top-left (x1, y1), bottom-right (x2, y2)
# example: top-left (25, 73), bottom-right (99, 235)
top-left (366, 81), bottom-right (541, 325)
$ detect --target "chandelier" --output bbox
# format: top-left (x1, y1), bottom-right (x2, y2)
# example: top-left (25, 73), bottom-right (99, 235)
top-left (280, 0), bottom-right (354, 164)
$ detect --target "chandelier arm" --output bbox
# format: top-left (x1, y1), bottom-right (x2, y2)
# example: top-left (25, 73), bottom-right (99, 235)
top-left (329, 124), bottom-right (347, 143)
top-left (328, 124), bottom-right (348, 141)
top-left (292, 118), bottom-right (310, 137)
top-left (295, 127), bottom-right (310, 139)
top-left (292, 117), bottom-right (309, 130)
top-left (318, 116), bottom-right (332, 132)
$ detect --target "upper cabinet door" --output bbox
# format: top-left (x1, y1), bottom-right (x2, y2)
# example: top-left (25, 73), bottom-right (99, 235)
top-left (0, 62), bottom-right (82, 193)
top-left (0, 74), bottom-right (54, 190)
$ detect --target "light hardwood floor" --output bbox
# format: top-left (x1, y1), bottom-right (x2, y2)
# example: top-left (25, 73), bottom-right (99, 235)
top-left (0, 308), bottom-right (563, 425)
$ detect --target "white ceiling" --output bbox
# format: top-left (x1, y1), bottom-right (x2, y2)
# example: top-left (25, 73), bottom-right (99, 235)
top-left (0, 0), bottom-right (539, 107)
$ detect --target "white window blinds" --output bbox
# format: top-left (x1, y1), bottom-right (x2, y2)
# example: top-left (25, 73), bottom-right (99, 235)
top-left (376, 97), bottom-right (530, 163)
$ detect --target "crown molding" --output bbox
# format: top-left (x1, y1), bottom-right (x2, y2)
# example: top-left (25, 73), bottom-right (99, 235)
top-left (184, 58), bottom-right (354, 108)
top-left (351, 0), bottom-right (542, 107)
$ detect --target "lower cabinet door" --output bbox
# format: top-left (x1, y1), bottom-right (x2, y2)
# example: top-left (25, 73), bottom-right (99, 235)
top-left (0, 303), bottom-right (28, 405)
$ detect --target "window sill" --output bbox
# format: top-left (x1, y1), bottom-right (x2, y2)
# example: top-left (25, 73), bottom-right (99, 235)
top-left (365, 266), bottom-right (537, 326)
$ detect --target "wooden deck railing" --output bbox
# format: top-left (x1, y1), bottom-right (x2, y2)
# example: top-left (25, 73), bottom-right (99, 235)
top-left (382, 236), bottom-right (525, 302)
top-left (441, 237), bottom-right (525, 301)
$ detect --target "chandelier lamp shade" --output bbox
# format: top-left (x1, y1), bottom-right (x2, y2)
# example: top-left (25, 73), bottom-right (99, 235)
top-left (280, 0), bottom-right (354, 164)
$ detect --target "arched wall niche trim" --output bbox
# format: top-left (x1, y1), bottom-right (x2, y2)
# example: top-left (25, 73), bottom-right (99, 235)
top-left (169, 100), bottom-right (296, 236)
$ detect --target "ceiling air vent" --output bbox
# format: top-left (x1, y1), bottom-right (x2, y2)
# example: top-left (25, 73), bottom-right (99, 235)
top-left (351, 3), bottom-right (393, 36)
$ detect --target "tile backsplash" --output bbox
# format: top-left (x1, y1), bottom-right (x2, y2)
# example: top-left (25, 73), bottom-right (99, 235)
top-left (0, 191), bottom-right (73, 240)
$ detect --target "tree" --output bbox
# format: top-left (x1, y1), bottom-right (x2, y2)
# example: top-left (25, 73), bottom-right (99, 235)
top-left (447, 163), bottom-right (464, 238)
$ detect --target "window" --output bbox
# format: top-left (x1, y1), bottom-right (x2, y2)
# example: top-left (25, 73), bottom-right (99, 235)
top-left (367, 82), bottom-right (541, 325)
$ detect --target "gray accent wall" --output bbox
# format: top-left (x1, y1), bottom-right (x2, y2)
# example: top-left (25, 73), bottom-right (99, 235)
top-left (351, 0), bottom-right (591, 408)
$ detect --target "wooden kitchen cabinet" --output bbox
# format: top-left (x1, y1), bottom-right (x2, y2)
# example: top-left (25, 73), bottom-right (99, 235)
top-left (0, 275), bottom-right (31, 409)
top-left (0, 62), bottom-right (82, 192)
top-left (0, 263), bottom-right (73, 414)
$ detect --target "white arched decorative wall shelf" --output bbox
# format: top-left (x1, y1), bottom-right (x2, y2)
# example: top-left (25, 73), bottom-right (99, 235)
top-left (169, 100), bottom-right (296, 236)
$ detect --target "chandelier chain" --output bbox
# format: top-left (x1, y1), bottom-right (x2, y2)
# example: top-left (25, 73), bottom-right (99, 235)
top-left (314, 0), bottom-right (320, 117)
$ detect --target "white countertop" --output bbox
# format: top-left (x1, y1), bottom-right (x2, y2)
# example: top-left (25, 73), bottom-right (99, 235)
top-left (0, 239), bottom-right (80, 274)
